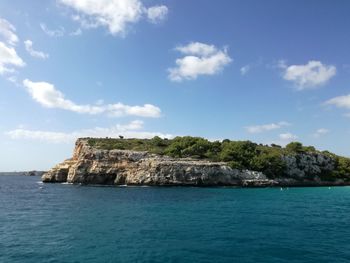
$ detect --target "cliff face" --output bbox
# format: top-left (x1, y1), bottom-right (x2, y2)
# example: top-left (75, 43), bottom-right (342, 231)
top-left (42, 139), bottom-right (346, 187)
top-left (282, 153), bottom-right (335, 179)
top-left (42, 139), bottom-right (272, 186)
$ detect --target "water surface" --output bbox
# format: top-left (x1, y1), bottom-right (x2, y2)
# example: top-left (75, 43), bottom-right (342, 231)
top-left (1, 175), bottom-right (350, 262)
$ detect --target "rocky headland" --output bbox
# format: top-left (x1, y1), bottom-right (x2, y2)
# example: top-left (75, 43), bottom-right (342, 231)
top-left (42, 138), bottom-right (350, 187)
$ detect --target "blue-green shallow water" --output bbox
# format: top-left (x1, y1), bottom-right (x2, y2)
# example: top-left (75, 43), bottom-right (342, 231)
top-left (1, 176), bottom-right (350, 263)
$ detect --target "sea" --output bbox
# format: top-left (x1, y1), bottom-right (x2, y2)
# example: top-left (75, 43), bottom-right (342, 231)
top-left (1, 175), bottom-right (350, 263)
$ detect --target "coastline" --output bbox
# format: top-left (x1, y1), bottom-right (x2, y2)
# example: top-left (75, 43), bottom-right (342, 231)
top-left (42, 138), bottom-right (350, 187)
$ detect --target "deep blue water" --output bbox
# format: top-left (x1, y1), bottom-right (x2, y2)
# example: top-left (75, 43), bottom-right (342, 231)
top-left (1, 176), bottom-right (350, 262)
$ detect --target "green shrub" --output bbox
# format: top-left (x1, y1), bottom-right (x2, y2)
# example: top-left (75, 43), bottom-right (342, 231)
top-left (285, 142), bottom-right (304, 153)
top-left (220, 141), bottom-right (257, 168)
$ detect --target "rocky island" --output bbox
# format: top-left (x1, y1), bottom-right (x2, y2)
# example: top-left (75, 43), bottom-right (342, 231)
top-left (42, 137), bottom-right (350, 187)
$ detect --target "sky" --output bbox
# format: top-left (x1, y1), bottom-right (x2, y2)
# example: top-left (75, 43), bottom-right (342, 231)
top-left (1, 0), bottom-right (350, 171)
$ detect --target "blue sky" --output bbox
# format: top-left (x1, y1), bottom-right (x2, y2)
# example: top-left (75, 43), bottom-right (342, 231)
top-left (1, 0), bottom-right (350, 171)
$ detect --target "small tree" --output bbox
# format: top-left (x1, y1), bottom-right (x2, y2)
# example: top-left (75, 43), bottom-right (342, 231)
top-left (219, 141), bottom-right (257, 168)
top-left (151, 136), bottom-right (165, 147)
top-left (303, 145), bottom-right (316, 152)
top-left (285, 142), bottom-right (304, 153)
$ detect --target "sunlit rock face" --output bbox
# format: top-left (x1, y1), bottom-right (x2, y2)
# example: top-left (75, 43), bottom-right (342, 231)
top-left (42, 139), bottom-right (273, 186)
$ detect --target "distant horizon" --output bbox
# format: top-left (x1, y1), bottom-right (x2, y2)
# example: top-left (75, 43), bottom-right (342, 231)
top-left (1, 0), bottom-right (350, 171)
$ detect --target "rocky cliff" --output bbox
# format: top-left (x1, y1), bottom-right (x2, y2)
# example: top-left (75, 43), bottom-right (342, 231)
top-left (42, 138), bottom-right (348, 187)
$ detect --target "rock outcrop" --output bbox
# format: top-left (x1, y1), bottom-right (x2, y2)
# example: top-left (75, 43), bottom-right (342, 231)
top-left (42, 139), bottom-right (274, 186)
top-left (282, 153), bottom-right (335, 179)
top-left (42, 138), bottom-right (347, 187)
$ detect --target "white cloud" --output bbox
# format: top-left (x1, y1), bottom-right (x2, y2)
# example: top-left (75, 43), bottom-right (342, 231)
top-left (279, 132), bottom-right (298, 141)
top-left (325, 94), bottom-right (350, 109)
top-left (0, 17), bottom-right (18, 45)
top-left (174, 42), bottom-right (218, 57)
top-left (24, 40), bottom-right (49, 59)
top-left (312, 128), bottom-right (329, 138)
top-left (59, 0), bottom-right (168, 36)
top-left (324, 94), bottom-right (350, 117)
top-left (116, 120), bottom-right (143, 131)
top-left (240, 65), bottom-right (250, 75)
top-left (40, 23), bottom-right (65, 37)
top-left (0, 18), bottom-right (24, 75)
top-left (7, 129), bottom-right (74, 144)
top-left (147, 5), bottom-right (168, 23)
top-left (168, 42), bottom-right (232, 81)
top-left (0, 41), bottom-right (25, 74)
top-left (106, 103), bottom-right (162, 118)
top-left (22, 79), bottom-right (161, 118)
top-left (282, 60), bottom-right (336, 89)
top-left (6, 121), bottom-right (173, 143)
top-left (245, 121), bottom-right (290, 134)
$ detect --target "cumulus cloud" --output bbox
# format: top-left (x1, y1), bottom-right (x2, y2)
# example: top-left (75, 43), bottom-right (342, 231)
top-left (147, 5), bottom-right (168, 23)
top-left (6, 121), bottom-right (173, 144)
top-left (24, 40), bottom-right (49, 59)
top-left (174, 42), bottom-right (218, 57)
top-left (22, 79), bottom-right (161, 118)
top-left (312, 128), bottom-right (329, 138)
top-left (59, 0), bottom-right (168, 36)
top-left (168, 42), bottom-right (232, 81)
top-left (279, 132), bottom-right (298, 141)
top-left (324, 94), bottom-right (350, 117)
top-left (325, 94), bottom-right (350, 109)
top-left (245, 121), bottom-right (290, 134)
top-left (281, 60), bottom-right (336, 89)
top-left (0, 42), bottom-right (25, 74)
top-left (40, 23), bottom-right (65, 37)
top-left (0, 17), bottom-right (18, 45)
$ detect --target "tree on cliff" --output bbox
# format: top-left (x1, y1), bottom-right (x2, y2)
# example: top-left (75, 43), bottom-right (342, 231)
top-left (285, 142), bottom-right (304, 153)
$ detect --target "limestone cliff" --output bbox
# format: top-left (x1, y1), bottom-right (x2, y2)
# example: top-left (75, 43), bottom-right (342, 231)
top-left (42, 139), bottom-right (348, 187)
top-left (43, 139), bottom-right (274, 186)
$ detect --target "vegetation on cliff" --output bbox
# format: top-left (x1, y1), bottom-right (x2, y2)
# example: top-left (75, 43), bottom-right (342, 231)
top-left (87, 136), bottom-right (350, 180)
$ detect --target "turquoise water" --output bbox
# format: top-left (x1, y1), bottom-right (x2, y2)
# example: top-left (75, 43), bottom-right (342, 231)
top-left (1, 176), bottom-right (350, 262)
